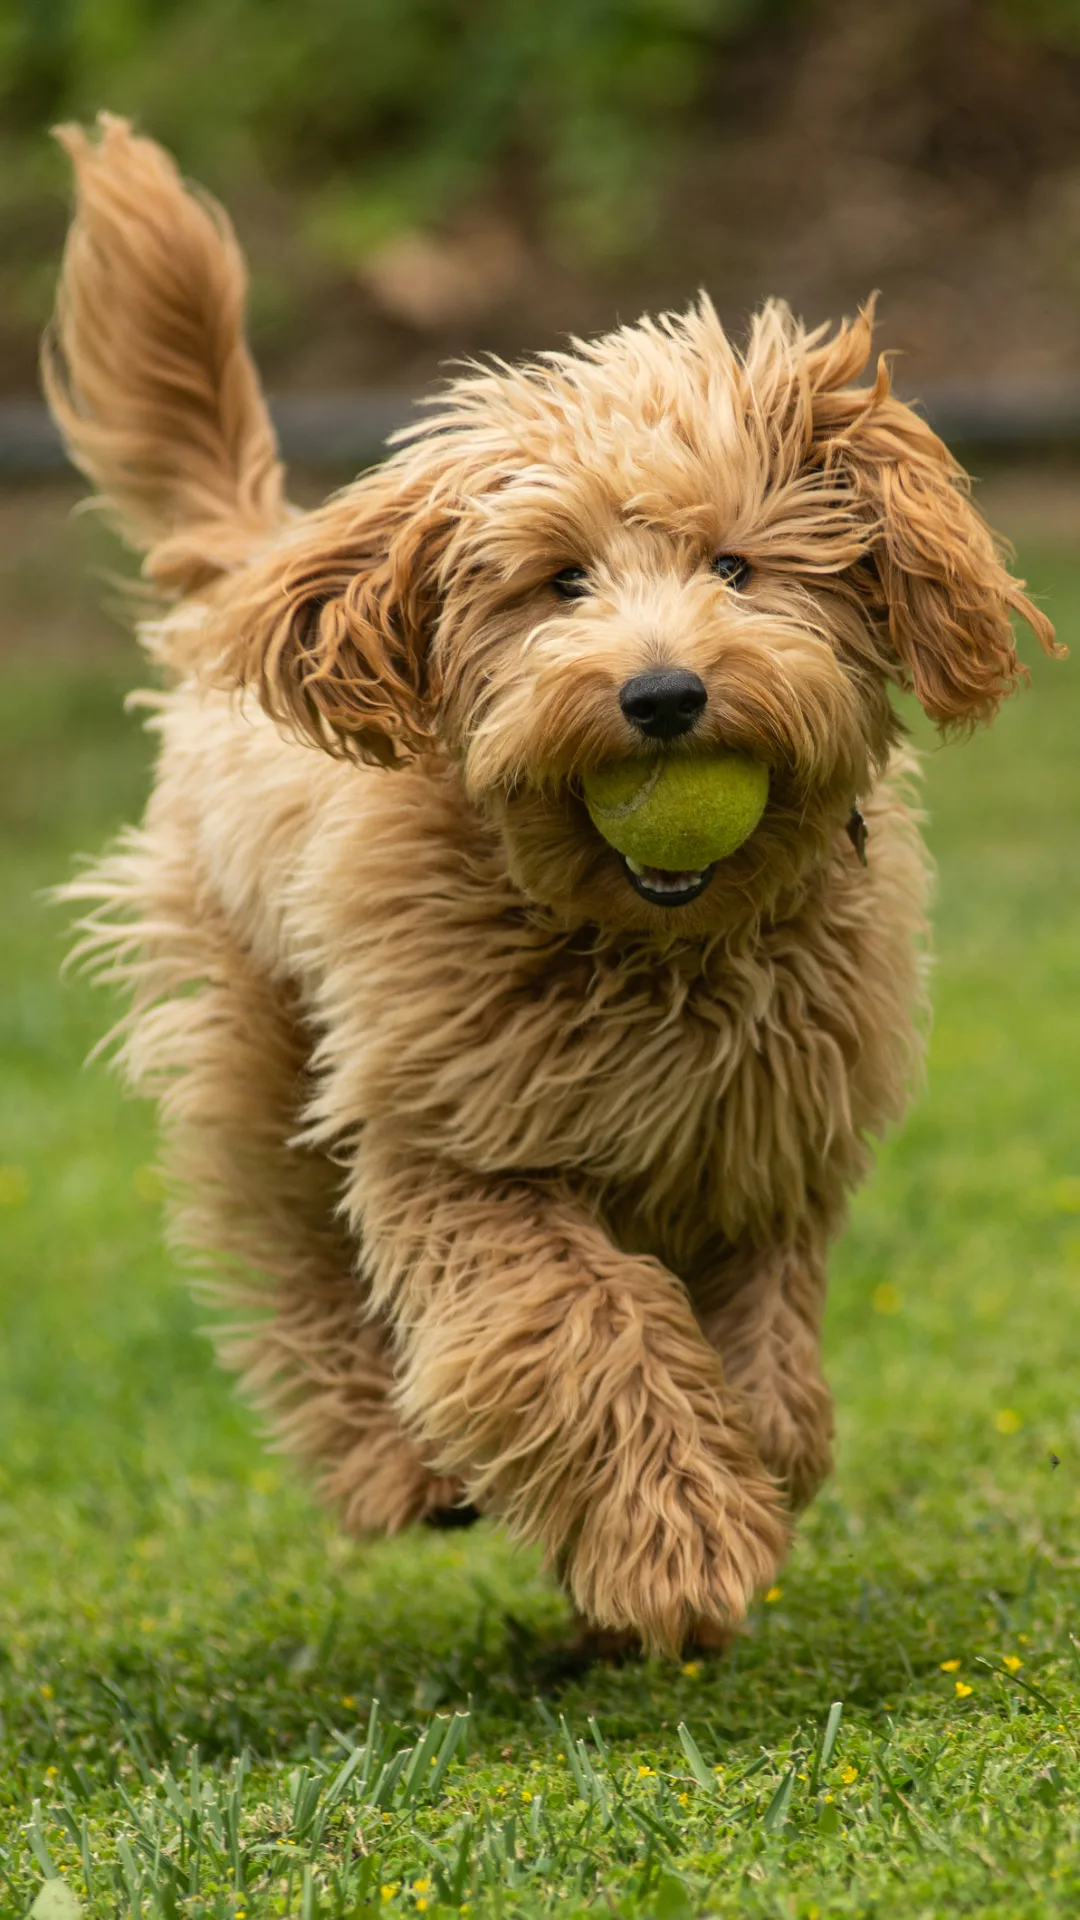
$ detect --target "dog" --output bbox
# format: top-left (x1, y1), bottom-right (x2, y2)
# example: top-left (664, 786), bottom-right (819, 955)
top-left (46, 115), bottom-right (1057, 1656)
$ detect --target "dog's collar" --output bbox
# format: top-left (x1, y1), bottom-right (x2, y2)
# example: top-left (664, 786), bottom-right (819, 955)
top-left (846, 805), bottom-right (868, 866)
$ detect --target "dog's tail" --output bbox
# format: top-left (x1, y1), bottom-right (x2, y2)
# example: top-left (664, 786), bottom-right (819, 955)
top-left (42, 114), bottom-right (288, 594)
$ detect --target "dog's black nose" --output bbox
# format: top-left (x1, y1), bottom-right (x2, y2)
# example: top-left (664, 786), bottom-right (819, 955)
top-left (619, 668), bottom-right (707, 740)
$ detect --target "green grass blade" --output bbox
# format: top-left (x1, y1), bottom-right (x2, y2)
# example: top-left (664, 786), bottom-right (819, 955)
top-left (426, 1710), bottom-right (470, 1802)
top-left (809, 1700), bottom-right (844, 1795)
top-left (760, 1766), bottom-right (796, 1835)
top-left (25, 1804), bottom-right (59, 1880)
top-left (676, 1723), bottom-right (716, 1793)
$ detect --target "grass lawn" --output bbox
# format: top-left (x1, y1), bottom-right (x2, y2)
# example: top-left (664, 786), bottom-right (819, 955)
top-left (2, 481), bottom-right (1080, 1918)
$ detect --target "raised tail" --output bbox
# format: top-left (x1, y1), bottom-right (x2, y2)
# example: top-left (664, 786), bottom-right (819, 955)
top-left (42, 113), bottom-right (288, 594)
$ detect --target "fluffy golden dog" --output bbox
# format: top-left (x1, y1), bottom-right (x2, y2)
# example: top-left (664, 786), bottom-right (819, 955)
top-left (48, 116), bottom-right (1056, 1655)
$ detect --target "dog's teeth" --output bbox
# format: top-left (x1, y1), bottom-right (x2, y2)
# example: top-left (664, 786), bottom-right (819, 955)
top-left (623, 856), bottom-right (706, 898)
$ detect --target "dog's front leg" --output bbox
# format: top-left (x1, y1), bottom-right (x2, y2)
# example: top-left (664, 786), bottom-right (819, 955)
top-left (696, 1238), bottom-right (834, 1514)
top-left (351, 1141), bottom-right (788, 1654)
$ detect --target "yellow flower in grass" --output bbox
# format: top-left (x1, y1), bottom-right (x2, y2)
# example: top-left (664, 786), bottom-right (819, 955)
top-left (994, 1408), bottom-right (1023, 1435)
top-left (939, 1659), bottom-right (961, 1673)
top-left (638, 1764), bottom-right (655, 1778)
top-left (955, 1681), bottom-right (974, 1699)
top-left (678, 1791), bottom-right (690, 1807)
top-left (840, 1765), bottom-right (858, 1785)
top-left (764, 1586), bottom-right (782, 1604)
top-left (681, 1661), bottom-right (702, 1679)
top-left (1002, 1655), bottom-right (1024, 1674)
top-left (380, 1886), bottom-right (399, 1902)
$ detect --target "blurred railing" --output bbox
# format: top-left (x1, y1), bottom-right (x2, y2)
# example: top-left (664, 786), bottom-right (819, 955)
top-left (0, 392), bottom-right (416, 476)
top-left (5, 381), bottom-right (1080, 476)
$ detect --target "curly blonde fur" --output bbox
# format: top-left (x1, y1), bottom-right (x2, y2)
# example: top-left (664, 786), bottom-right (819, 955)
top-left (49, 116), bottom-right (1058, 1655)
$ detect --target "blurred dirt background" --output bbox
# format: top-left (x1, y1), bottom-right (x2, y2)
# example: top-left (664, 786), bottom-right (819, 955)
top-left (2, 0), bottom-right (1080, 407)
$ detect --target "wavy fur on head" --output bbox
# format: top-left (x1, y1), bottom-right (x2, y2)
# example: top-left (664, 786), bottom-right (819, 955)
top-left (50, 117), bottom-right (1058, 1655)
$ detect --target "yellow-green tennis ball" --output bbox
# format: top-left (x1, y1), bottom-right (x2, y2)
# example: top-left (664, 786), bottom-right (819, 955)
top-left (582, 753), bottom-right (769, 871)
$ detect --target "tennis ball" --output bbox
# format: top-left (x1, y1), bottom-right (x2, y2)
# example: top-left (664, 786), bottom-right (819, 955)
top-left (582, 752), bottom-right (769, 871)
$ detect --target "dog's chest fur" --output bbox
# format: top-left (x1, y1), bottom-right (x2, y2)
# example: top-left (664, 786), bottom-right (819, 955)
top-left (170, 693), bottom-right (926, 1276)
top-left (213, 743), bottom-right (928, 1277)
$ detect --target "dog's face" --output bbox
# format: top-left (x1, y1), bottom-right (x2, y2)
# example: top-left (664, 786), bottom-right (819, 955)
top-left (226, 299), bottom-right (1052, 934)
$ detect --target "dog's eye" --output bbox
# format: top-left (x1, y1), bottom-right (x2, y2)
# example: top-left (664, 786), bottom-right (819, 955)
top-left (712, 553), bottom-right (750, 588)
top-left (550, 566), bottom-right (590, 601)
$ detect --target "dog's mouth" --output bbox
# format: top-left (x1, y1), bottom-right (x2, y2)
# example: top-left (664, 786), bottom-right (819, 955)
top-left (619, 855), bottom-right (716, 906)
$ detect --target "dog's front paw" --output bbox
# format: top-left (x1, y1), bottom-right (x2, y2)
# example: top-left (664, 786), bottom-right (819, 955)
top-left (565, 1450), bottom-right (788, 1657)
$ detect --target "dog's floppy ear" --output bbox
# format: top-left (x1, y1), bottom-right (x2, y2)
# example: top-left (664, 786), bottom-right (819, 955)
top-left (215, 468), bottom-right (454, 765)
top-left (805, 314), bottom-right (1060, 727)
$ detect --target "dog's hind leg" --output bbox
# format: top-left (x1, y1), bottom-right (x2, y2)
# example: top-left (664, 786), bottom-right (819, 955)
top-left (696, 1238), bottom-right (834, 1514)
top-left (65, 811), bottom-right (459, 1535)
